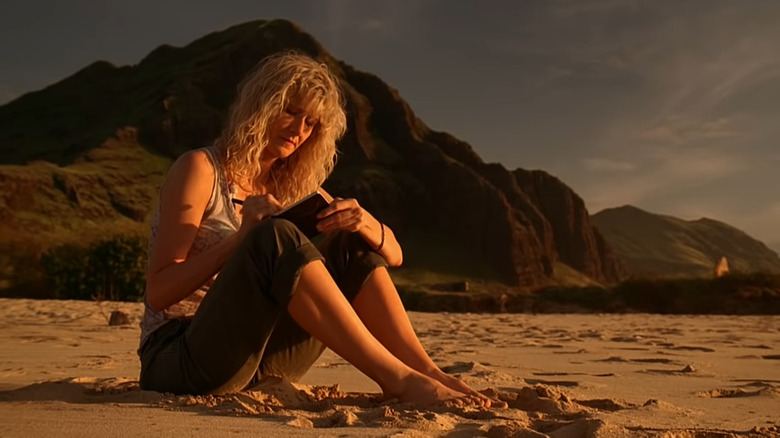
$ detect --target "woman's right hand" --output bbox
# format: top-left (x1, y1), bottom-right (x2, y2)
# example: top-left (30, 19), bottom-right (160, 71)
top-left (237, 193), bottom-right (283, 235)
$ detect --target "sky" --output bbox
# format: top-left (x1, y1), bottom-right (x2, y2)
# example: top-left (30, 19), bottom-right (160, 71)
top-left (2, 0), bottom-right (779, 248)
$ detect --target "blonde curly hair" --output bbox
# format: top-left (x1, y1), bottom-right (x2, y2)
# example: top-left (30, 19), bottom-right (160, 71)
top-left (215, 52), bottom-right (347, 206)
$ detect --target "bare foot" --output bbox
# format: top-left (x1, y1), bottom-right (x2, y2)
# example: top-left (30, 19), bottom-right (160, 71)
top-left (385, 371), bottom-right (479, 406)
top-left (431, 370), bottom-right (508, 409)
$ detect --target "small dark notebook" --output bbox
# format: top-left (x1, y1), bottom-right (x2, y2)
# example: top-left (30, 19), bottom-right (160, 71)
top-left (273, 191), bottom-right (330, 238)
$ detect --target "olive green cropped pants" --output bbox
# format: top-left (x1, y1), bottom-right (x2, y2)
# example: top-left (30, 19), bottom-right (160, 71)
top-left (139, 218), bottom-right (387, 395)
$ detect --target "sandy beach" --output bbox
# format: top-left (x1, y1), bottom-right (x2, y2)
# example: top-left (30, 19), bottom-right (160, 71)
top-left (0, 297), bottom-right (777, 437)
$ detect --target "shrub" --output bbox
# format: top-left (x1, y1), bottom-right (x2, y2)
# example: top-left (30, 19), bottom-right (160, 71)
top-left (88, 235), bottom-right (147, 302)
top-left (40, 235), bottom-right (147, 302)
top-left (39, 244), bottom-right (92, 300)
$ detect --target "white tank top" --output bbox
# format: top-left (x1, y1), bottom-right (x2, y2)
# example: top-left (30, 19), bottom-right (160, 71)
top-left (139, 146), bottom-right (240, 348)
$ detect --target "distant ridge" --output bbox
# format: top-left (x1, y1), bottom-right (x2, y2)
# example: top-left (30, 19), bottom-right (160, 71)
top-left (591, 205), bottom-right (780, 277)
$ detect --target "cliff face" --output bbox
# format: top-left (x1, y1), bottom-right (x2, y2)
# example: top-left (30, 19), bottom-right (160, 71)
top-left (512, 170), bottom-right (628, 283)
top-left (0, 19), bottom-right (626, 288)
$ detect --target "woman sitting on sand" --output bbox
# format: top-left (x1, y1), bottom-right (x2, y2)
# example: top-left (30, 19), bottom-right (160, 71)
top-left (138, 52), bottom-right (496, 407)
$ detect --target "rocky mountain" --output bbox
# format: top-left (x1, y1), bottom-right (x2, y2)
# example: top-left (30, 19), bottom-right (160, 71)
top-left (591, 205), bottom-right (780, 278)
top-left (0, 19), bottom-right (626, 293)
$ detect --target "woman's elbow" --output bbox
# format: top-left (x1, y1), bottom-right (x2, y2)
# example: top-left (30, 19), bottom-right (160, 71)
top-left (144, 284), bottom-right (168, 312)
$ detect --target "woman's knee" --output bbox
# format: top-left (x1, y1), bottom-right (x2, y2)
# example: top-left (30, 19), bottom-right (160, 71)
top-left (319, 230), bottom-right (367, 258)
top-left (245, 218), bottom-right (308, 251)
top-left (318, 231), bottom-right (387, 298)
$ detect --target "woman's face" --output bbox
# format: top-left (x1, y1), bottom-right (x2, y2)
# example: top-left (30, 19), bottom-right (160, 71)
top-left (264, 97), bottom-right (318, 161)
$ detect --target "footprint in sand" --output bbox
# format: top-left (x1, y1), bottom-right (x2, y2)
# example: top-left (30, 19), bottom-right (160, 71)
top-left (669, 345), bottom-right (716, 353)
top-left (440, 361), bottom-right (489, 374)
top-left (641, 364), bottom-right (699, 375)
top-left (651, 342), bottom-right (676, 348)
top-left (552, 348), bottom-right (589, 355)
top-left (540, 344), bottom-right (565, 349)
top-left (16, 335), bottom-right (60, 343)
top-left (732, 379), bottom-right (780, 385)
top-left (76, 355), bottom-right (116, 370)
top-left (523, 379), bottom-right (579, 387)
top-left (575, 398), bottom-right (636, 411)
top-left (598, 356), bottom-right (630, 363)
top-left (610, 335), bottom-right (643, 342)
top-left (533, 371), bottom-right (615, 378)
top-left (630, 358), bottom-right (680, 364)
top-left (0, 367), bottom-right (27, 378)
top-left (577, 330), bottom-right (604, 339)
top-left (697, 386), bottom-right (780, 398)
top-left (743, 344), bottom-right (772, 349)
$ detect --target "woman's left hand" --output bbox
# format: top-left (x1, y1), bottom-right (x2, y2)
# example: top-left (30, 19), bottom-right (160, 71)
top-left (316, 197), bottom-right (368, 233)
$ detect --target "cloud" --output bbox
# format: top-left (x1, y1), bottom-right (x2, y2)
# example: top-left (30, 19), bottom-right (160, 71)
top-left (319, 0), bottom-right (421, 47)
top-left (633, 116), bottom-right (739, 146)
top-left (359, 18), bottom-right (387, 33)
top-left (574, 144), bottom-right (748, 213)
top-left (582, 158), bottom-right (635, 173)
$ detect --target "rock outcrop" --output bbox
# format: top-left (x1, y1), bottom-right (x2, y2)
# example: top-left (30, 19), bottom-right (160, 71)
top-left (714, 256), bottom-right (730, 277)
top-left (0, 19), bottom-right (626, 288)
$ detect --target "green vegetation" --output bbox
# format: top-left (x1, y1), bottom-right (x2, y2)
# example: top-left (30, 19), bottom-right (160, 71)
top-left (396, 273), bottom-right (780, 315)
top-left (37, 235), bottom-right (147, 302)
top-left (0, 136), bottom-right (169, 296)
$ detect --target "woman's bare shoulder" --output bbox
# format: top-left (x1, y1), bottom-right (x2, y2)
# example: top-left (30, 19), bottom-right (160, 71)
top-left (172, 149), bottom-right (214, 175)
top-left (160, 149), bottom-right (216, 198)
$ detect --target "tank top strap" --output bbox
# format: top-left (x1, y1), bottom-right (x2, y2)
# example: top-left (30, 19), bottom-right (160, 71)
top-left (201, 146), bottom-right (240, 230)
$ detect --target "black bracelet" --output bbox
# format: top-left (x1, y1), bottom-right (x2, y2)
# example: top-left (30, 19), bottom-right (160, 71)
top-left (375, 222), bottom-right (385, 252)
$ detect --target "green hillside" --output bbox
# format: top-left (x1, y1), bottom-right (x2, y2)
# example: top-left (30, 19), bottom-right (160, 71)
top-left (591, 205), bottom-right (780, 278)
